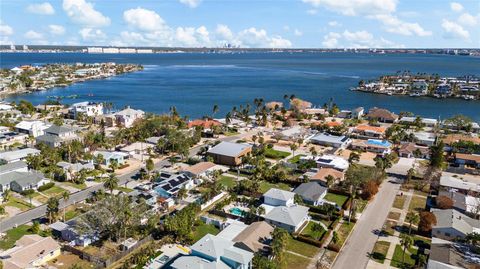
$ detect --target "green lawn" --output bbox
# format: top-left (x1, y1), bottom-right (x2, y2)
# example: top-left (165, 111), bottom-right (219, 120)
top-left (356, 199), bottom-right (368, 213)
top-left (408, 196), bottom-right (427, 213)
top-left (115, 186), bottom-right (134, 193)
top-left (42, 185), bottom-right (67, 196)
top-left (64, 209), bottom-right (80, 221)
top-left (392, 195), bottom-right (406, 209)
top-left (259, 181), bottom-right (291, 193)
top-left (301, 221), bottom-right (326, 240)
top-left (62, 182), bottom-right (87, 190)
top-left (324, 193), bottom-right (349, 207)
top-left (0, 225), bottom-right (34, 250)
top-left (191, 223), bottom-right (220, 242)
top-left (288, 154), bottom-right (306, 164)
top-left (286, 236), bottom-right (320, 258)
top-left (284, 252), bottom-right (311, 269)
top-left (217, 175), bottom-right (237, 189)
top-left (383, 220), bottom-right (397, 236)
top-left (336, 222), bottom-right (354, 246)
top-left (390, 244), bottom-right (417, 268)
top-left (371, 241), bottom-right (390, 264)
top-left (5, 197), bottom-right (34, 211)
top-left (264, 148), bottom-right (291, 159)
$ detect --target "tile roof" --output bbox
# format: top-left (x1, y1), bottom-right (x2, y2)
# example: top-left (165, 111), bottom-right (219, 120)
top-left (183, 162), bottom-right (216, 175)
top-left (233, 221), bottom-right (274, 253)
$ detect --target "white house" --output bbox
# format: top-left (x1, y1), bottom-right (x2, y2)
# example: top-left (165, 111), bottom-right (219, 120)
top-left (263, 188), bottom-right (295, 207)
top-left (0, 148), bottom-right (40, 163)
top-left (68, 101), bottom-right (104, 119)
top-left (114, 107), bottom-right (145, 128)
top-left (15, 120), bottom-right (52, 137)
top-left (432, 209), bottom-right (480, 241)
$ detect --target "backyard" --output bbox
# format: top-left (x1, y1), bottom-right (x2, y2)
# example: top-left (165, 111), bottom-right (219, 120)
top-left (324, 193), bottom-right (349, 207)
top-left (301, 221), bottom-right (326, 240)
top-left (264, 148), bottom-right (291, 160)
top-left (0, 224), bottom-right (33, 250)
top-left (217, 175), bottom-right (237, 189)
top-left (258, 181), bottom-right (291, 193)
top-left (191, 222), bottom-right (220, 242)
top-left (286, 236), bottom-right (320, 258)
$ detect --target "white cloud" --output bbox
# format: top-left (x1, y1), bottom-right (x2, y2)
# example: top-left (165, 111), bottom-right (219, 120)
top-left (458, 13), bottom-right (478, 27)
top-left (0, 21), bottom-right (13, 36)
top-left (322, 30), bottom-right (403, 48)
top-left (215, 24), bottom-right (234, 41)
top-left (237, 27), bottom-right (291, 48)
top-left (372, 15), bottom-right (432, 36)
top-left (294, 29), bottom-right (303, 36)
top-left (79, 28), bottom-right (107, 41)
top-left (48, 24), bottom-right (65, 35)
top-left (179, 0), bottom-right (201, 8)
top-left (24, 30), bottom-right (44, 39)
top-left (328, 21), bottom-right (341, 27)
top-left (63, 0), bottom-right (110, 27)
top-left (441, 19), bottom-right (469, 40)
top-left (123, 7), bottom-right (166, 32)
top-left (450, 2), bottom-right (463, 12)
top-left (302, 0), bottom-right (396, 16)
top-left (26, 2), bottom-right (55, 15)
top-left (307, 9), bottom-right (318, 15)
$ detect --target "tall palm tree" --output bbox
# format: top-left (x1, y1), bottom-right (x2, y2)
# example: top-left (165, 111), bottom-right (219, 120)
top-left (212, 104), bottom-right (219, 118)
top-left (62, 191), bottom-right (70, 221)
top-left (405, 211), bottom-right (419, 235)
top-left (104, 173), bottom-right (119, 194)
top-left (290, 143), bottom-right (298, 157)
top-left (46, 196), bottom-right (60, 224)
top-left (400, 234), bottom-right (414, 264)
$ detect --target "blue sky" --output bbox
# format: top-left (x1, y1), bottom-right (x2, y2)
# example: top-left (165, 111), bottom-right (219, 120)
top-left (1, 0), bottom-right (479, 48)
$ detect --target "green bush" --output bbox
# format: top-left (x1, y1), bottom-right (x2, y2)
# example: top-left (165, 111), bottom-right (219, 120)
top-left (21, 189), bottom-right (35, 196)
top-left (38, 182), bottom-right (55, 192)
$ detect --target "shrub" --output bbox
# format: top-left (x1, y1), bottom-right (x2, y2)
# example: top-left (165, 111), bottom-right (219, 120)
top-left (38, 182), bottom-right (55, 192)
top-left (295, 234), bottom-right (323, 247)
top-left (327, 243), bottom-right (340, 252)
top-left (362, 181), bottom-right (379, 200)
top-left (419, 211), bottom-right (437, 232)
top-left (21, 189), bottom-right (35, 196)
top-left (436, 195), bottom-right (454, 209)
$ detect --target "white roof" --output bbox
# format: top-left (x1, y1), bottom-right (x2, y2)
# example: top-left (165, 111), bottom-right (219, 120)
top-left (315, 155), bottom-right (349, 171)
top-left (263, 188), bottom-right (295, 202)
top-left (115, 107), bottom-right (144, 117)
top-left (401, 117), bottom-right (438, 125)
top-left (15, 120), bottom-right (51, 131)
top-left (440, 174), bottom-right (480, 192)
top-left (120, 142), bottom-right (154, 152)
top-left (0, 148), bottom-right (40, 162)
top-left (264, 205), bottom-right (309, 227)
top-left (207, 141), bottom-right (251, 157)
top-left (217, 220), bottom-right (248, 241)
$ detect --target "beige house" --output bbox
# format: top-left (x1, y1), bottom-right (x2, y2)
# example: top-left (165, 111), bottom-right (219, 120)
top-left (0, 235), bottom-right (61, 269)
top-left (207, 142), bottom-right (252, 166)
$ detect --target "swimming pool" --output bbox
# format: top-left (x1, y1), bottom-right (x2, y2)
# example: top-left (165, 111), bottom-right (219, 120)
top-left (367, 139), bottom-right (392, 148)
top-left (229, 207), bottom-right (245, 216)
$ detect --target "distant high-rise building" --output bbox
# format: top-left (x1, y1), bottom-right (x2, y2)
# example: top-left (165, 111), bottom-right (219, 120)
top-left (10, 45), bottom-right (16, 51)
top-left (87, 47), bottom-right (103, 53)
top-left (23, 45), bottom-right (28, 51)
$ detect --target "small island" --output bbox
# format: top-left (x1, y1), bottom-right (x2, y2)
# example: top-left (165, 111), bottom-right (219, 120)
top-left (0, 62), bottom-right (143, 96)
top-left (353, 72), bottom-right (480, 100)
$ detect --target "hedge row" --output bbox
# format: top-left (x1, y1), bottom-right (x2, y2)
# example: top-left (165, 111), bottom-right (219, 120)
top-left (38, 182), bottom-right (55, 192)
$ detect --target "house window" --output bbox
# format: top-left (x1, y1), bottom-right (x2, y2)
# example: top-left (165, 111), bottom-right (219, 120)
top-left (445, 232), bottom-right (450, 237)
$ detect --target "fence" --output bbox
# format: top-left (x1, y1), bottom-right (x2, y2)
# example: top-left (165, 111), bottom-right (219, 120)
top-left (63, 235), bottom-right (153, 268)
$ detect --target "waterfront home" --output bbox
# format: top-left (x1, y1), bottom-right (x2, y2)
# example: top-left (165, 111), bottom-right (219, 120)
top-left (0, 148), bottom-right (40, 163)
top-left (232, 221), bottom-right (274, 253)
top-left (36, 125), bottom-right (78, 147)
top-left (68, 101), bottom-right (104, 119)
top-left (352, 107), bottom-right (364, 119)
top-left (154, 172), bottom-right (194, 198)
top-left (454, 153), bottom-right (480, 170)
top-left (397, 142), bottom-right (430, 159)
top-left (187, 119), bottom-right (222, 129)
top-left (0, 102), bottom-right (13, 111)
top-left (303, 108), bottom-right (328, 116)
top-left (350, 139), bottom-right (392, 156)
top-left (93, 150), bottom-right (127, 166)
top-left (0, 131), bottom-right (28, 147)
top-left (410, 81), bottom-right (429, 96)
top-left (207, 141), bottom-right (252, 166)
top-left (171, 234), bottom-right (253, 269)
top-left (112, 106), bottom-right (145, 128)
top-left (293, 182), bottom-right (328, 206)
top-left (263, 188), bottom-right (295, 207)
top-left (431, 209), bottom-right (480, 241)
top-left (309, 132), bottom-right (352, 148)
top-left (308, 167), bottom-right (345, 186)
top-left (435, 84), bottom-right (452, 96)
top-left (15, 120), bottom-right (52, 137)
top-left (262, 204), bottom-right (309, 233)
top-left (351, 125), bottom-right (386, 139)
top-left (427, 237), bottom-right (479, 269)
top-left (399, 116), bottom-right (438, 127)
top-left (314, 155), bottom-right (350, 171)
top-left (0, 235), bottom-right (61, 269)
top-left (366, 107), bottom-right (398, 123)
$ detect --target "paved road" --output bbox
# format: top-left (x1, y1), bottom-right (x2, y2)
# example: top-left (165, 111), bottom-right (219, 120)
top-left (332, 177), bottom-right (401, 269)
top-left (0, 130), bottom-right (256, 232)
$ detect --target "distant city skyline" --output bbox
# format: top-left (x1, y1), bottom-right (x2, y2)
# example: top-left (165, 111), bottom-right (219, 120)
top-left (1, 0), bottom-right (479, 48)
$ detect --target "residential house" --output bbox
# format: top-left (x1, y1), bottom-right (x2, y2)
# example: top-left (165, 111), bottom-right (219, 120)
top-left (427, 237), bottom-right (479, 269)
top-left (93, 150), bottom-right (127, 166)
top-left (442, 134), bottom-right (480, 146)
top-left (0, 235), bottom-right (61, 269)
top-left (57, 161), bottom-right (95, 180)
top-left (435, 84), bottom-right (452, 96)
top-left (351, 107), bottom-right (365, 119)
top-left (68, 101), bottom-right (104, 119)
top-left (145, 136), bottom-right (163, 145)
top-left (431, 209), bottom-right (480, 241)
top-left (232, 221), bottom-right (274, 253)
top-left (314, 155), bottom-right (350, 171)
top-left (439, 173), bottom-right (480, 194)
top-left (36, 125), bottom-right (78, 147)
top-left (15, 120), bottom-right (52, 137)
top-left (454, 153), bottom-right (480, 170)
top-left (399, 117), bottom-right (438, 127)
top-left (154, 172), bottom-right (194, 198)
top-left (411, 131), bottom-right (436, 146)
top-left (398, 142), bottom-right (430, 159)
top-left (112, 106), bottom-right (145, 128)
top-left (350, 139), bottom-right (392, 156)
top-left (352, 125), bottom-right (386, 139)
top-left (263, 188), bottom-right (295, 207)
top-left (439, 190), bottom-right (480, 217)
top-left (293, 182), bottom-right (328, 206)
top-left (171, 234), bottom-right (253, 269)
top-left (308, 167), bottom-right (345, 186)
top-left (366, 107), bottom-right (398, 123)
top-left (410, 81), bottom-right (429, 96)
top-left (0, 131), bottom-right (28, 147)
top-left (309, 133), bottom-right (352, 148)
top-left (0, 161), bottom-right (29, 192)
top-left (6, 171), bottom-right (50, 193)
top-left (182, 161), bottom-right (228, 181)
top-left (207, 141), bottom-right (252, 166)
top-left (49, 219), bottom-right (99, 247)
top-left (119, 142), bottom-right (154, 159)
top-left (188, 119), bottom-right (222, 129)
top-left (0, 148), bottom-right (40, 163)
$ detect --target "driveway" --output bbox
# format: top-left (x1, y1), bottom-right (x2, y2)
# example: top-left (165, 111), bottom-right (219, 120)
top-left (332, 177), bottom-right (401, 269)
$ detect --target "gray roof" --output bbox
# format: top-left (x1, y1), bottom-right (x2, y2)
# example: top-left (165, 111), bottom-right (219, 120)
top-left (207, 141), bottom-right (251, 157)
top-left (57, 161), bottom-right (94, 172)
top-left (45, 125), bottom-right (73, 135)
top-left (310, 133), bottom-right (349, 145)
top-left (432, 209), bottom-right (480, 235)
top-left (264, 205), bottom-right (309, 227)
top-left (0, 148), bottom-right (40, 162)
top-left (294, 182), bottom-right (328, 202)
top-left (145, 136), bottom-right (163, 144)
top-left (171, 255), bottom-right (230, 269)
top-left (36, 134), bottom-right (63, 144)
top-left (3, 171), bottom-right (45, 187)
top-left (0, 161), bottom-right (28, 174)
top-left (49, 221), bottom-right (70, 232)
top-left (263, 188), bottom-right (295, 202)
top-left (191, 234), bottom-right (253, 264)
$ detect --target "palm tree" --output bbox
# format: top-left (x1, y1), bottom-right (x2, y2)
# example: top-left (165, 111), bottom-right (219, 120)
top-left (46, 196), bottom-right (60, 224)
top-left (348, 151), bottom-right (360, 164)
top-left (252, 135), bottom-right (258, 146)
top-left (2, 189), bottom-right (11, 203)
top-left (104, 173), bottom-right (119, 194)
top-left (405, 211), bottom-right (419, 235)
top-left (109, 159), bottom-right (119, 172)
top-left (290, 143), bottom-right (298, 157)
top-left (325, 174), bottom-right (335, 188)
top-left (212, 104), bottom-right (219, 118)
top-left (62, 191), bottom-right (70, 221)
top-left (177, 187), bottom-right (187, 201)
top-left (400, 234), bottom-right (414, 264)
